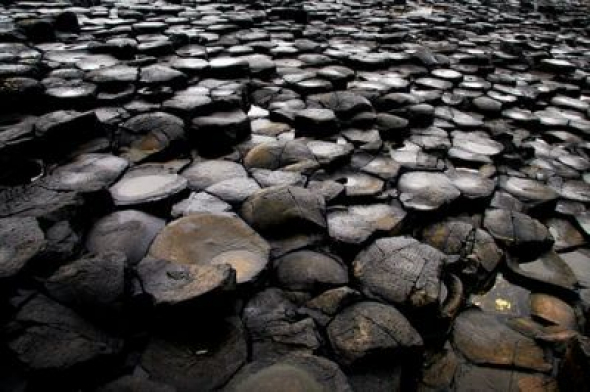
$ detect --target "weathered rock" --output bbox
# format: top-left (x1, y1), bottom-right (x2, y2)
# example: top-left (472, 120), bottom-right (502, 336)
top-left (209, 57), bottom-right (250, 78)
top-left (306, 140), bottom-right (353, 167)
top-left (294, 108), bottom-right (339, 137)
top-left (448, 169), bottom-right (496, 200)
top-left (545, 218), bottom-right (585, 251)
top-left (251, 169), bottom-right (306, 188)
top-left (242, 186), bottom-right (326, 235)
top-left (40, 220), bottom-right (80, 263)
top-left (244, 140), bottom-right (315, 170)
top-left (243, 288), bottom-right (321, 358)
top-left (328, 203), bottom-right (406, 246)
top-left (136, 257), bottom-right (235, 308)
top-left (418, 344), bottom-right (458, 392)
top-left (149, 214), bottom-right (269, 285)
top-left (109, 168), bottom-right (187, 207)
top-left (507, 251), bottom-right (578, 294)
top-left (452, 308), bottom-right (551, 372)
top-left (229, 363), bottom-right (323, 392)
top-left (398, 171), bottom-right (461, 212)
top-left (353, 237), bottom-right (446, 309)
top-left (139, 65), bottom-right (186, 88)
top-left (171, 192), bottom-right (233, 218)
top-left (274, 250), bottom-right (348, 291)
top-left (551, 180), bottom-right (590, 203)
top-left (140, 317), bottom-right (247, 392)
top-left (162, 86), bottom-right (213, 117)
top-left (307, 92), bottom-right (373, 119)
top-left (46, 154), bottom-right (128, 193)
top-left (206, 178), bottom-right (261, 205)
top-left (530, 293), bottom-right (576, 330)
top-left (34, 111), bottom-right (103, 156)
top-left (86, 210), bottom-right (165, 265)
top-left (182, 160), bottom-right (247, 191)
top-left (7, 294), bottom-right (121, 371)
top-left (225, 354), bottom-right (352, 392)
top-left (483, 209), bottom-right (554, 253)
top-left (45, 252), bottom-right (125, 313)
top-left (500, 176), bottom-right (558, 207)
top-left (558, 336), bottom-right (590, 392)
top-left (422, 220), bottom-right (502, 284)
top-left (327, 301), bottom-right (423, 365)
top-left (97, 375), bottom-right (176, 392)
top-left (453, 364), bottom-right (556, 392)
top-left (305, 287), bottom-right (362, 318)
top-left (86, 65), bottom-right (138, 86)
top-left (0, 183), bottom-right (83, 222)
top-left (0, 217), bottom-right (45, 279)
top-left (190, 110), bottom-right (251, 154)
top-left (119, 112), bottom-right (186, 163)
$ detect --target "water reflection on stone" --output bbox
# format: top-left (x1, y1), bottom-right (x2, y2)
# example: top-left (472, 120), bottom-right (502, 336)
top-left (470, 274), bottom-right (531, 318)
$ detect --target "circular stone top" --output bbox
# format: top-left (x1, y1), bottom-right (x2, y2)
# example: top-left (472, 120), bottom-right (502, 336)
top-left (109, 171), bottom-right (187, 206)
top-left (149, 214), bottom-right (270, 284)
top-left (398, 171), bottom-right (461, 211)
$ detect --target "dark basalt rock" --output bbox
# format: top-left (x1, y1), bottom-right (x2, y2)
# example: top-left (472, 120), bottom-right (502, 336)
top-left (17, 19), bottom-right (56, 43)
top-left (109, 168), bottom-right (188, 208)
top-left (398, 171), bottom-right (461, 212)
top-left (46, 154), bottom-right (128, 193)
top-left (45, 252), bottom-right (125, 313)
top-left (206, 177), bottom-right (261, 204)
top-left (171, 192), bottom-right (233, 218)
top-left (190, 110), bottom-right (251, 155)
top-left (0, 183), bottom-right (83, 222)
top-left (182, 160), bottom-right (248, 191)
top-left (545, 218), bottom-right (585, 251)
top-left (97, 375), bottom-right (176, 392)
top-left (453, 364), bottom-right (556, 392)
top-left (328, 203), bottom-right (406, 246)
top-left (34, 110), bottom-right (104, 158)
top-left (0, 217), bottom-right (46, 279)
top-left (243, 140), bottom-right (315, 171)
top-left (452, 308), bottom-right (551, 372)
top-left (140, 317), bottom-right (247, 392)
top-left (55, 11), bottom-right (79, 33)
top-left (327, 301), bottom-right (423, 366)
top-left (227, 363), bottom-right (323, 392)
top-left (483, 209), bottom-right (554, 254)
top-left (242, 186), bottom-right (326, 235)
top-left (139, 65), bottom-right (187, 88)
top-left (243, 288), bottom-right (321, 358)
top-left (119, 112), bottom-right (186, 163)
top-left (274, 250), bottom-right (348, 291)
top-left (225, 354), bottom-right (351, 392)
top-left (559, 336), bottom-right (590, 392)
top-left (0, 78), bottom-right (44, 111)
top-left (7, 294), bottom-right (121, 371)
top-left (86, 210), bottom-right (165, 265)
top-left (506, 251), bottom-right (578, 295)
top-left (353, 237), bottom-right (446, 309)
top-left (421, 220), bottom-right (502, 286)
top-left (294, 108), bottom-right (339, 137)
top-left (149, 214), bottom-right (269, 285)
top-left (500, 176), bottom-right (558, 207)
top-left (136, 257), bottom-right (235, 308)
top-left (530, 293), bottom-right (577, 330)
top-left (86, 65), bottom-right (138, 86)
top-left (162, 86), bottom-right (213, 117)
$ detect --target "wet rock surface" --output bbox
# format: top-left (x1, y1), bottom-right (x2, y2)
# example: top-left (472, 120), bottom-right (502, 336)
top-left (0, 0), bottom-right (590, 390)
